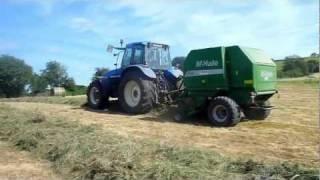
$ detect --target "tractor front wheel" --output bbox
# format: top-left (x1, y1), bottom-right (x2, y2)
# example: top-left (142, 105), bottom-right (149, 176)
top-left (87, 80), bottom-right (108, 109)
top-left (207, 96), bottom-right (241, 126)
top-left (119, 71), bottom-right (156, 114)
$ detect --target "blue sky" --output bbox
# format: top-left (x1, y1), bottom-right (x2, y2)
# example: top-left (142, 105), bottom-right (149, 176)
top-left (0, 0), bottom-right (318, 85)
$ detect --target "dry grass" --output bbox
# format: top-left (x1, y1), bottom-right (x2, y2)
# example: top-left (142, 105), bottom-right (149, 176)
top-left (0, 141), bottom-right (60, 180)
top-left (0, 82), bottom-right (319, 171)
top-left (0, 95), bottom-right (86, 106)
top-left (0, 104), bottom-right (316, 179)
top-left (1, 81), bottom-right (318, 168)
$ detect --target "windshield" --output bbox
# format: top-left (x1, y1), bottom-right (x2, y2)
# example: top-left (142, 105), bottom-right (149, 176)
top-left (146, 46), bottom-right (171, 69)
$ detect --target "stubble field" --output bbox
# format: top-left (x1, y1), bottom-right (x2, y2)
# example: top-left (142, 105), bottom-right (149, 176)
top-left (0, 81), bottom-right (318, 179)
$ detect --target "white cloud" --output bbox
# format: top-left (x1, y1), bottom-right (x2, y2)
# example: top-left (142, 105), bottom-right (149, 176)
top-left (7, 0), bottom-right (82, 15)
top-left (69, 17), bottom-right (95, 32)
top-left (93, 0), bottom-right (318, 58)
top-left (7, 0), bottom-right (317, 58)
top-left (4, 0), bottom-right (317, 85)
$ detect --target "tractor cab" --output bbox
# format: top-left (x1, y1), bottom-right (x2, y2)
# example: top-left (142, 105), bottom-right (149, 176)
top-left (119, 42), bottom-right (171, 70)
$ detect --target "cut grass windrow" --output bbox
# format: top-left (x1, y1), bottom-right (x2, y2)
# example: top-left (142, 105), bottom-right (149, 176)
top-left (0, 103), bottom-right (317, 180)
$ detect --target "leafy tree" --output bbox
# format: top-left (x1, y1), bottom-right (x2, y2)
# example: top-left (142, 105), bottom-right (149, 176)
top-left (307, 59), bottom-right (319, 73)
top-left (29, 73), bottom-right (48, 95)
top-left (282, 59), bottom-right (309, 77)
top-left (64, 77), bottom-right (76, 91)
top-left (92, 67), bottom-right (109, 81)
top-left (0, 55), bottom-right (33, 97)
top-left (41, 61), bottom-right (75, 89)
top-left (172, 56), bottom-right (186, 70)
top-left (310, 52), bottom-right (319, 57)
top-left (285, 54), bottom-right (301, 60)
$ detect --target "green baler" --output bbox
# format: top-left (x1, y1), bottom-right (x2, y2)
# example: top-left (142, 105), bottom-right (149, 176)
top-left (178, 46), bottom-right (277, 126)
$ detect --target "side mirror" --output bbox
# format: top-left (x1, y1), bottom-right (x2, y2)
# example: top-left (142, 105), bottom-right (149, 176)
top-left (106, 45), bottom-right (113, 53)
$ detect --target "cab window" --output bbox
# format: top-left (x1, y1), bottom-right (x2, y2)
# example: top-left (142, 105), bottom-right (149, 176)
top-left (122, 48), bottom-right (133, 67)
top-left (132, 49), bottom-right (144, 64)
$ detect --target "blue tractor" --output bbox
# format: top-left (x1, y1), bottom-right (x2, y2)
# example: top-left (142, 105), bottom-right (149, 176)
top-left (87, 41), bottom-right (183, 114)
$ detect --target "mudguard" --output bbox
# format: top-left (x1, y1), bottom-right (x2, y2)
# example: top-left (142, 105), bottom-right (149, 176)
top-left (165, 67), bottom-right (183, 79)
top-left (95, 66), bottom-right (156, 98)
top-left (163, 67), bottom-right (183, 86)
top-left (95, 69), bottom-right (122, 97)
top-left (122, 65), bottom-right (156, 79)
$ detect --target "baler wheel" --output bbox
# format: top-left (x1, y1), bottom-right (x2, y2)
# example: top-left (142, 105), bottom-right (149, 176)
top-left (207, 96), bottom-right (241, 126)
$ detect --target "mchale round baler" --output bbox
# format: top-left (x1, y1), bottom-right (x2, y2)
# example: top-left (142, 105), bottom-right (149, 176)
top-left (175, 46), bottom-right (277, 126)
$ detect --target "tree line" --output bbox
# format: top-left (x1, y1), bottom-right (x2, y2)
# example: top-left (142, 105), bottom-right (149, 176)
top-left (0, 55), bottom-right (83, 98)
top-left (277, 57), bottom-right (319, 78)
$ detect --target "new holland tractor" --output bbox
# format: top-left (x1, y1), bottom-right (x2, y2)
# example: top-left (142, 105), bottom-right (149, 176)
top-left (87, 41), bottom-right (183, 113)
top-left (87, 41), bottom-right (277, 126)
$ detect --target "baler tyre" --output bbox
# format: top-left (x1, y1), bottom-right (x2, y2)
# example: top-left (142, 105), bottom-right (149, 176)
top-left (119, 71), bottom-right (156, 114)
top-left (207, 96), bottom-right (241, 127)
top-left (243, 101), bottom-right (271, 120)
top-left (87, 80), bottom-right (108, 109)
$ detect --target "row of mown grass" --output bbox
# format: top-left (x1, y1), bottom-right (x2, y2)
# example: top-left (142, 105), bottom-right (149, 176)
top-left (0, 103), bottom-right (317, 180)
top-left (0, 80), bottom-right (317, 108)
top-left (277, 79), bottom-right (319, 89)
top-left (0, 96), bottom-right (86, 106)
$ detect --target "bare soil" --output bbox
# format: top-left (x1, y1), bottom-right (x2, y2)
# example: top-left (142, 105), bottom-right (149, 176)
top-left (0, 141), bottom-right (60, 180)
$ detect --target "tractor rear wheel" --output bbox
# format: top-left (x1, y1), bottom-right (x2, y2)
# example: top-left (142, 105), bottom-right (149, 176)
top-left (119, 71), bottom-right (156, 114)
top-left (243, 101), bottom-right (271, 120)
top-left (207, 96), bottom-right (241, 126)
top-left (87, 80), bottom-right (108, 109)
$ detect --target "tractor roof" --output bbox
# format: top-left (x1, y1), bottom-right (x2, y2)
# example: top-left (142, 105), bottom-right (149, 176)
top-left (126, 41), bottom-right (169, 48)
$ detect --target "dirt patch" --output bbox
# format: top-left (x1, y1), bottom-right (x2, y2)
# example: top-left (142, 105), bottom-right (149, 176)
top-left (0, 141), bottom-right (60, 180)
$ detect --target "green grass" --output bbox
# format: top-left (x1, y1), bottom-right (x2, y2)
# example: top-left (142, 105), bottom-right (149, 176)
top-left (0, 104), bottom-right (317, 180)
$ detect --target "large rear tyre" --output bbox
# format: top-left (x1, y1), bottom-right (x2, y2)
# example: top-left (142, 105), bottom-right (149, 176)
top-left (243, 101), bottom-right (271, 120)
top-left (207, 96), bottom-right (241, 127)
top-left (87, 80), bottom-right (108, 109)
top-left (118, 71), bottom-right (156, 114)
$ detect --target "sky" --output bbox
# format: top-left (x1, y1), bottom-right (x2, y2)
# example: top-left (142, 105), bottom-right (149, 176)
top-left (0, 0), bottom-right (318, 85)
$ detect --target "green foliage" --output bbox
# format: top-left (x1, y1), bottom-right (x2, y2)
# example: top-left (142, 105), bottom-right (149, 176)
top-left (307, 59), bottom-right (319, 73)
top-left (0, 104), bottom-right (317, 179)
top-left (0, 55), bottom-right (33, 97)
top-left (92, 67), bottom-right (109, 81)
top-left (276, 57), bottom-right (319, 78)
top-left (278, 59), bottom-right (309, 78)
top-left (172, 56), bottom-right (185, 71)
top-left (41, 61), bottom-right (75, 89)
top-left (65, 85), bottom-right (87, 96)
top-left (64, 78), bottom-right (76, 91)
top-left (29, 73), bottom-right (48, 94)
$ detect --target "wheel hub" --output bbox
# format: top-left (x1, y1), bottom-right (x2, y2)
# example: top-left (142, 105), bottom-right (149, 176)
top-left (212, 105), bottom-right (228, 122)
top-left (89, 87), bottom-right (100, 105)
top-left (124, 80), bottom-right (141, 107)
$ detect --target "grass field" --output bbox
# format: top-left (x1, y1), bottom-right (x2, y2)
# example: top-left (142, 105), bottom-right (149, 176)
top-left (0, 80), bottom-right (318, 179)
